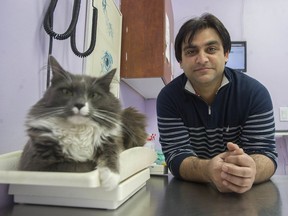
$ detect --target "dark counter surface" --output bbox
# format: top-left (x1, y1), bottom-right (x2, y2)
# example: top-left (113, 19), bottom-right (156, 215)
top-left (1, 175), bottom-right (287, 216)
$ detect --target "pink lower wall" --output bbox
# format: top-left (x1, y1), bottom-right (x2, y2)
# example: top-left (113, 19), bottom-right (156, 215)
top-left (120, 82), bottom-right (160, 150)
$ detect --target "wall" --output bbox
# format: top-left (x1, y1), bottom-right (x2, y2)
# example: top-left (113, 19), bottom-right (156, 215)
top-left (120, 81), bottom-right (145, 113)
top-left (242, 0), bottom-right (288, 130)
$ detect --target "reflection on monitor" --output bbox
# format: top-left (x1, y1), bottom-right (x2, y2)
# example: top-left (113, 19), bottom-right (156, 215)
top-left (226, 41), bottom-right (247, 72)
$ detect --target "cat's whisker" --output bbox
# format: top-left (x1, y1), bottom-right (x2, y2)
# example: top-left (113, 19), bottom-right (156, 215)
top-left (94, 109), bottom-right (120, 118)
top-left (28, 106), bottom-right (66, 119)
top-left (97, 110), bottom-right (143, 140)
top-left (95, 111), bottom-right (142, 144)
top-left (91, 111), bottom-right (121, 128)
top-left (97, 109), bottom-right (121, 118)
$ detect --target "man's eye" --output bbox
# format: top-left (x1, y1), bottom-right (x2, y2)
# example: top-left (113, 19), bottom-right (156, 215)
top-left (61, 88), bottom-right (72, 96)
top-left (207, 47), bottom-right (217, 53)
top-left (185, 49), bottom-right (197, 56)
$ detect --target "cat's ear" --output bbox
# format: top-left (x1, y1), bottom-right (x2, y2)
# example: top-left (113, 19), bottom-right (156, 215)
top-left (96, 69), bottom-right (117, 92)
top-left (48, 55), bottom-right (71, 83)
top-left (48, 55), bottom-right (65, 75)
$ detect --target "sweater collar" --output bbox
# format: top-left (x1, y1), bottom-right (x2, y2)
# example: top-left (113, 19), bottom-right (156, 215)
top-left (184, 69), bottom-right (230, 95)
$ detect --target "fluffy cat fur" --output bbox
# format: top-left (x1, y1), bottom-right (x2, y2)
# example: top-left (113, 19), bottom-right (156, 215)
top-left (18, 56), bottom-right (148, 190)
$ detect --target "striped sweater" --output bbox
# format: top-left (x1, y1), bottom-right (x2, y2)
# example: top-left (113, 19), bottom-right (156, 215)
top-left (157, 67), bottom-right (278, 178)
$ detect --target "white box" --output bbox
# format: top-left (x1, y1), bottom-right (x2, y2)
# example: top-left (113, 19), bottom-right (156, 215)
top-left (0, 147), bottom-right (156, 209)
top-left (149, 164), bottom-right (168, 175)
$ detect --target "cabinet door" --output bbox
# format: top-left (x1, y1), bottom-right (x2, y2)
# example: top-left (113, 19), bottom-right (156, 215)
top-left (83, 0), bottom-right (122, 97)
top-left (121, 0), bottom-right (163, 77)
top-left (120, 0), bottom-right (174, 98)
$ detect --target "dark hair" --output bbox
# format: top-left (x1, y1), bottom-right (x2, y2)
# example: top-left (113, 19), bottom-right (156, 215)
top-left (174, 13), bottom-right (231, 62)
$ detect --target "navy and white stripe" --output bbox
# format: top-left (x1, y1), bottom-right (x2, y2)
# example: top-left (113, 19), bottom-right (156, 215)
top-left (157, 68), bottom-right (278, 178)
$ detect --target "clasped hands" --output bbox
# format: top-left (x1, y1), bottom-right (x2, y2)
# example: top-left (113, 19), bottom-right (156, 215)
top-left (208, 142), bottom-right (256, 193)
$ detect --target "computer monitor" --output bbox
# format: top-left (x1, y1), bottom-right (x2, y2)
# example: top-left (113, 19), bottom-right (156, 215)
top-left (226, 41), bottom-right (247, 72)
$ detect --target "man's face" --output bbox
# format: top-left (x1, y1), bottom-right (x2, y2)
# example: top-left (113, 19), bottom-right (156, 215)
top-left (180, 28), bottom-right (229, 88)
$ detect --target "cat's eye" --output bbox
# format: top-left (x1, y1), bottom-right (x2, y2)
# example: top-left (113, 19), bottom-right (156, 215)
top-left (61, 88), bottom-right (73, 96)
top-left (90, 92), bottom-right (100, 99)
top-left (91, 93), bottom-right (97, 98)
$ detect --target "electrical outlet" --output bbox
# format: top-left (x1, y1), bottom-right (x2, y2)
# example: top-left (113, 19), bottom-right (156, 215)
top-left (279, 107), bottom-right (288, 121)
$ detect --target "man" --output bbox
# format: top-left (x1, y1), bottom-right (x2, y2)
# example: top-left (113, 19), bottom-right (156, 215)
top-left (157, 13), bottom-right (277, 193)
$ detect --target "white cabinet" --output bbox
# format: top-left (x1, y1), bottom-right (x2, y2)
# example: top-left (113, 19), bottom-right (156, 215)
top-left (83, 0), bottom-right (122, 98)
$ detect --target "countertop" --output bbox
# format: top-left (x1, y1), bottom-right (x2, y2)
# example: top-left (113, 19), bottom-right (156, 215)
top-left (1, 174), bottom-right (288, 216)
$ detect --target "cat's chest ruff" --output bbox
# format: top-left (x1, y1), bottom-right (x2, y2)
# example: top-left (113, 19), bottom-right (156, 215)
top-left (28, 117), bottom-right (108, 162)
top-left (53, 121), bottom-right (100, 161)
top-left (29, 117), bottom-right (117, 162)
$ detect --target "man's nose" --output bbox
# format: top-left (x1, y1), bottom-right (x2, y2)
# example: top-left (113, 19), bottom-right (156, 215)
top-left (196, 51), bottom-right (208, 64)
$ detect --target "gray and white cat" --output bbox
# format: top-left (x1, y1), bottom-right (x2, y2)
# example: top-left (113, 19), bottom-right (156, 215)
top-left (18, 56), bottom-right (148, 190)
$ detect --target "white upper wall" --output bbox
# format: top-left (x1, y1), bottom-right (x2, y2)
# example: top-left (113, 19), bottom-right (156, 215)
top-left (243, 0), bottom-right (288, 131)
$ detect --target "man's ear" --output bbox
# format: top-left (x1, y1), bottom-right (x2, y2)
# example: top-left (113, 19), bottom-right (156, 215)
top-left (224, 52), bottom-right (229, 63)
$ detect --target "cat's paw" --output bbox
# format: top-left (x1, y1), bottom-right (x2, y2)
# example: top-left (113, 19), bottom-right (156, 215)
top-left (98, 167), bottom-right (120, 191)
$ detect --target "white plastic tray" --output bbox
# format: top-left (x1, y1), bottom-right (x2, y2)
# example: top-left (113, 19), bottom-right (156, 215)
top-left (0, 147), bottom-right (156, 209)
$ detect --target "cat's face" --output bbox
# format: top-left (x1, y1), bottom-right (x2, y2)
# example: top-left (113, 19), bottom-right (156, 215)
top-left (29, 56), bottom-right (121, 127)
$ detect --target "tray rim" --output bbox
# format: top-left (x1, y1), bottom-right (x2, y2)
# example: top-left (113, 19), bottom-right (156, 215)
top-left (0, 147), bottom-right (156, 188)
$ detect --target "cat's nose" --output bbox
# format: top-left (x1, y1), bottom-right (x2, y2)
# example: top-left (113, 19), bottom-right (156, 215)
top-left (74, 103), bottom-right (85, 110)
top-left (72, 102), bottom-right (89, 115)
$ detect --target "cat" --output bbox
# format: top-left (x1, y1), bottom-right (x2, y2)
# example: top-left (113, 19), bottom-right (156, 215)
top-left (18, 55), bottom-right (148, 190)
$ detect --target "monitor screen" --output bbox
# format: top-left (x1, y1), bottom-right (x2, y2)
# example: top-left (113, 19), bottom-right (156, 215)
top-left (226, 41), bottom-right (247, 72)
